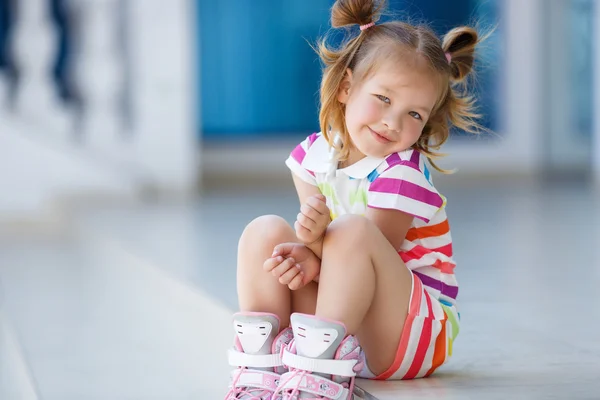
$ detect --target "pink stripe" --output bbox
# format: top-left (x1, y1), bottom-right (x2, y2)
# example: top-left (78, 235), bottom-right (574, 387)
top-left (290, 144), bottom-right (307, 164)
top-left (385, 153), bottom-right (401, 166)
top-left (432, 243), bottom-right (453, 258)
top-left (369, 178), bottom-right (443, 208)
top-left (290, 133), bottom-right (319, 166)
top-left (410, 150), bottom-right (421, 165)
top-left (384, 158), bottom-right (420, 172)
top-left (308, 132), bottom-right (319, 146)
top-left (409, 273), bottom-right (423, 315)
top-left (373, 273), bottom-right (423, 381)
top-left (402, 292), bottom-right (433, 380)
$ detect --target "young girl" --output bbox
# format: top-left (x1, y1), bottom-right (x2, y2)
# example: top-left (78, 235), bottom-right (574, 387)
top-left (225, 0), bottom-right (481, 398)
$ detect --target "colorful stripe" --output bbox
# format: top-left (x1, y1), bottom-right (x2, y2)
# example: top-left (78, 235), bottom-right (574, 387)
top-left (369, 179), bottom-right (443, 208)
top-left (409, 150), bottom-right (421, 165)
top-left (307, 132), bottom-right (319, 146)
top-left (440, 303), bottom-right (460, 340)
top-left (424, 310), bottom-right (448, 377)
top-left (431, 259), bottom-right (457, 274)
top-left (384, 159), bottom-right (421, 172)
top-left (384, 152), bottom-right (401, 166)
top-left (423, 163), bottom-right (431, 183)
top-left (406, 219), bottom-right (450, 241)
top-left (374, 274), bottom-right (423, 381)
top-left (290, 144), bottom-right (307, 164)
top-left (367, 169), bottom-right (380, 182)
top-left (286, 134), bottom-right (461, 381)
top-left (367, 274), bottom-right (457, 381)
top-left (413, 270), bottom-right (459, 299)
top-left (400, 243), bottom-right (453, 263)
top-left (402, 293), bottom-right (434, 379)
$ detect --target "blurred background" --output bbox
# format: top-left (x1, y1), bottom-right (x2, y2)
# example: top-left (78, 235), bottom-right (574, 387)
top-left (0, 0), bottom-right (599, 399)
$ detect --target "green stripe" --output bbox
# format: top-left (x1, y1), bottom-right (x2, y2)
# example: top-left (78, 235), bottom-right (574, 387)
top-left (317, 183), bottom-right (339, 205)
top-left (440, 304), bottom-right (460, 339)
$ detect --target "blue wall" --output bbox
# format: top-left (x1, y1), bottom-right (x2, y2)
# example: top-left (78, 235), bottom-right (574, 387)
top-left (197, 1), bottom-right (331, 139)
top-left (197, 0), bottom-right (501, 140)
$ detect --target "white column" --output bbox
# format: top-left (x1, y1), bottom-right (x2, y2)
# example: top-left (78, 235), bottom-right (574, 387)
top-left (442, 0), bottom-right (544, 176)
top-left (74, 0), bottom-right (123, 149)
top-left (127, 0), bottom-right (199, 193)
top-left (545, 1), bottom-right (572, 169)
top-left (11, 0), bottom-right (72, 136)
top-left (594, 0), bottom-right (600, 184)
top-left (503, 0), bottom-right (544, 174)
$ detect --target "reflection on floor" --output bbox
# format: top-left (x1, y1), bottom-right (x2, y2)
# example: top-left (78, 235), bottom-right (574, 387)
top-left (1, 178), bottom-right (599, 399)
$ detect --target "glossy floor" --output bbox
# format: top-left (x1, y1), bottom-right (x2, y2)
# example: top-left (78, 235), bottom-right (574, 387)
top-left (1, 178), bottom-right (599, 399)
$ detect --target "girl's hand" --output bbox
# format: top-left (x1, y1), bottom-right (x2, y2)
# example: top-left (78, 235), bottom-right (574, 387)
top-left (263, 243), bottom-right (321, 290)
top-left (295, 194), bottom-right (331, 245)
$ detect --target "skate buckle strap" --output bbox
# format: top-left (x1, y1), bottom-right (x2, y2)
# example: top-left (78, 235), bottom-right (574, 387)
top-left (282, 348), bottom-right (357, 377)
top-left (229, 368), bottom-right (281, 391)
top-left (228, 348), bottom-right (283, 368)
top-left (278, 370), bottom-right (349, 399)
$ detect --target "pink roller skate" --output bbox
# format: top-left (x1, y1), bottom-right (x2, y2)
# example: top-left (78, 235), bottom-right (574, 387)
top-left (225, 312), bottom-right (294, 400)
top-left (275, 313), bottom-right (366, 400)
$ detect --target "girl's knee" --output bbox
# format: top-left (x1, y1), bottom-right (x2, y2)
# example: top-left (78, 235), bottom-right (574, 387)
top-left (325, 214), bottom-right (372, 245)
top-left (240, 215), bottom-right (294, 248)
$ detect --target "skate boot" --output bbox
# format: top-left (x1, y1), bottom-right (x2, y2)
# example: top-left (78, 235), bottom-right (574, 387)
top-left (275, 313), bottom-right (366, 400)
top-left (225, 312), bottom-right (294, 400)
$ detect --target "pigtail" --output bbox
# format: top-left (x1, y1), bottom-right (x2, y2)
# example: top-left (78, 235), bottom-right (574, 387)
top-left (314, 1), bottom-right (487, 172)
top-left (418, 26), bottom-right (484, 173)
top-left (442, 27), bottom-right (478, 82)
top-left (316, 0), bottom-right (386, 160)
top-left (331, 0), bottom-right (385, 28)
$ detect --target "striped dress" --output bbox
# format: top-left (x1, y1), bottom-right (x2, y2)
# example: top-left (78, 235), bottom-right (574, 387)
top-left (286, 132), bottom-right (460, 378)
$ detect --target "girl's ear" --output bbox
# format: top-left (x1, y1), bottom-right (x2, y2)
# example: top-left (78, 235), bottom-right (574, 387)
top-left (337, 68), bottom-right (353, 104)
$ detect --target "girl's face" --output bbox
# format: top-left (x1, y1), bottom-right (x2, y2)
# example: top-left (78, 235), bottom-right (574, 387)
top-left (338, 61), bottom-right (441, 163)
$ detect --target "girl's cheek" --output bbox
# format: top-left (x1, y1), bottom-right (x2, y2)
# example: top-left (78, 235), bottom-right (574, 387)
top-left (359, 98), bottom-right (381, 120)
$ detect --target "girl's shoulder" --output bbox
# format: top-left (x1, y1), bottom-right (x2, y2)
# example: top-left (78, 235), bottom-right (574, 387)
top-left (378, 149), bottom-right (435, 184)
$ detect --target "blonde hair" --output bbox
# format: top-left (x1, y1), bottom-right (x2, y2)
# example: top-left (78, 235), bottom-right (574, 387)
top-left (317, 0), bottom-right (483, 172)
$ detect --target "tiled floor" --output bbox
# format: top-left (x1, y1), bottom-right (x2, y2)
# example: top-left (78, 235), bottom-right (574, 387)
top-left (1, 178), bottom-right (599, 399)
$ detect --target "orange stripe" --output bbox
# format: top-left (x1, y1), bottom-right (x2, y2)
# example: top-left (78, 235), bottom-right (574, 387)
top-left (374, 274), bottom-right (423, 381)
top-left (424, 311), bottom-right (448, 377)
top-left (405, 219), bottom-right (450, 241)
top-left (402, 293), bottom-right (434, 380)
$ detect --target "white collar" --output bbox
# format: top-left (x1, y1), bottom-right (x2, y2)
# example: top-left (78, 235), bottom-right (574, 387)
top-left (301, 134), bottom-right (387, 179)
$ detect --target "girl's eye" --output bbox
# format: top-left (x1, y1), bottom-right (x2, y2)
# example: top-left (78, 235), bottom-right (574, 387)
top-left (375, 94), bottom-right (391, 104)
top-left (409, 111), bottom-right (422, 120)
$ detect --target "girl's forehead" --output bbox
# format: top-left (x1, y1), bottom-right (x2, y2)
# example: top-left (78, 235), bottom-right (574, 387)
top-left (364, 61), bottom-right (439, 91)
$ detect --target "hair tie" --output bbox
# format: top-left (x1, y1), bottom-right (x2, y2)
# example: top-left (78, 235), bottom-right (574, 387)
top-left (360, 22), bottom-right (375, 31)
top-left (445, 52), bottom-right (452, 63)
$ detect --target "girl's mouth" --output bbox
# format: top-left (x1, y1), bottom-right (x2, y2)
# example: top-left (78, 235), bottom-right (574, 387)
top-left (369, 127), bottom-right (391, 143)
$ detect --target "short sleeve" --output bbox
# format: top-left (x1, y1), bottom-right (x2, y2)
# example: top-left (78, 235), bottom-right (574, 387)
top-left (285, 133), bottom-right (320, 186)
top-left (367, 162), bottom-right (444, 223)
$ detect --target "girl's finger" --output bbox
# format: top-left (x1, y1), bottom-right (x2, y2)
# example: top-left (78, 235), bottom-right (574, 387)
top-left (288, 273), bottom-right (305, 290)
top-left (297, 213), bottom-right (316, 230)
top-left (263, 256), bottom-right (284, 272)
top-left (295, 221), bottom-right (316, 243)
top-left (300, 204), bottom-right (320, 221)
top-left (306, 196), bottom-right (329, 215)
top-left (271, 257), bottom-right (296, 278)
top-left (279, 263), bottom-right (302, 285)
